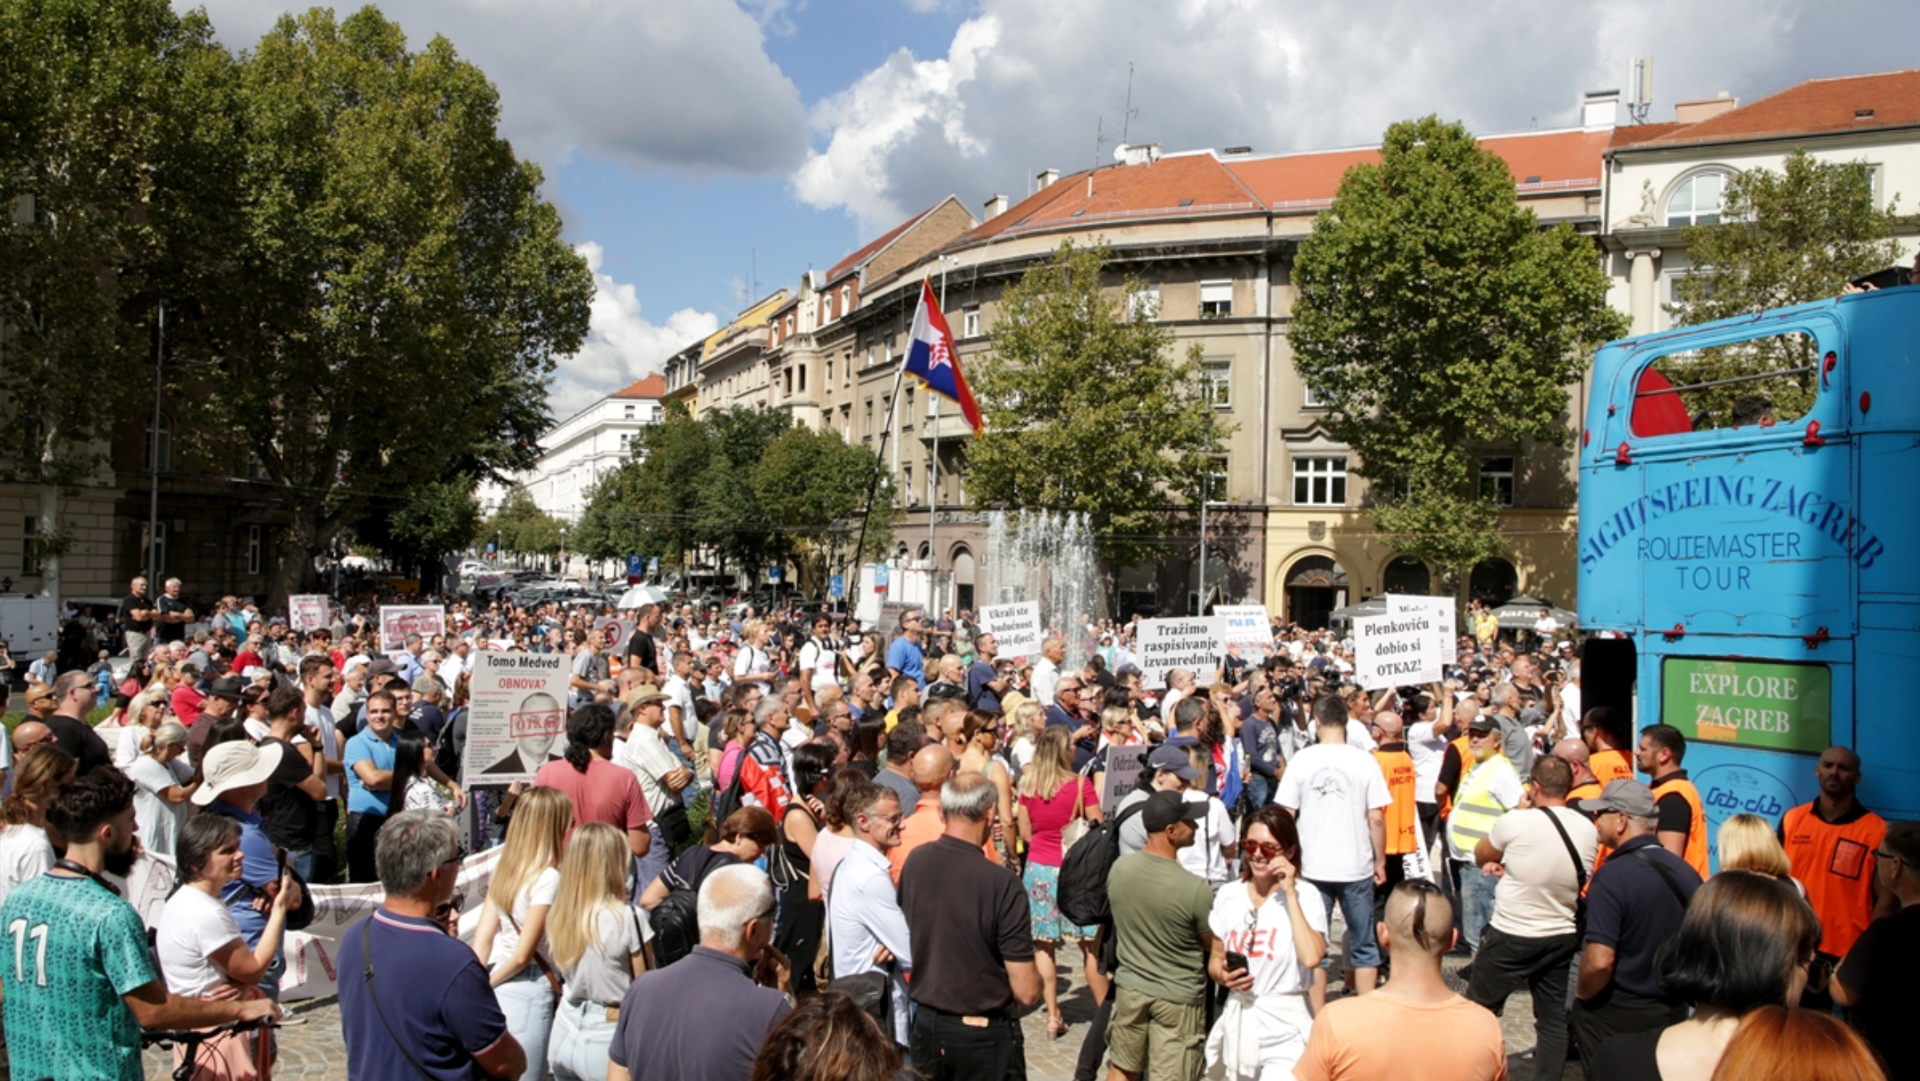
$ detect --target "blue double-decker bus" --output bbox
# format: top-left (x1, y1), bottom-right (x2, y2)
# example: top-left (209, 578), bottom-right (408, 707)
top-left (1578, 285), bottom-right (1919, 857)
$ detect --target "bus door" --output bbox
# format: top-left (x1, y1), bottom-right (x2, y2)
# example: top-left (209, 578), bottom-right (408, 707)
top-left (1585, 305), bottom-right (1857, 853)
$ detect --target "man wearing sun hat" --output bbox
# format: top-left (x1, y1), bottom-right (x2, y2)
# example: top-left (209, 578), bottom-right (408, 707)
top-left (198, 739), bottom-right (305, 1001)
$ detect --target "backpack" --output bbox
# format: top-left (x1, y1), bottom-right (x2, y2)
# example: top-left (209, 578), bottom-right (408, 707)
top-left (707, 757), bottom-right (750, 842)
top-left (1056, 800), bottom-right (1149, 926)
top-left (650, 887), bottom-right (702, 969)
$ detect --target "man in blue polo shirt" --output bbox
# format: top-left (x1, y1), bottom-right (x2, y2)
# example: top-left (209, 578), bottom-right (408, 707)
top-left (609, 863), bottom-right (792, 1080)
top-left (886, 609), bottom-right (927, 690)
top-left (343, 689), bottom-right (401, 882)
top-left (340, 810), bottom-right (524, 1081)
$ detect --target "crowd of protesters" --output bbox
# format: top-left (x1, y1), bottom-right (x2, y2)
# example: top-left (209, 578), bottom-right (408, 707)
top-left (0, 575), bottom-right (1912, 1081)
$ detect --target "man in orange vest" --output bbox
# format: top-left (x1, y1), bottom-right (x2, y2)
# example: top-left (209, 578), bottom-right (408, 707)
top-left (1580, 707), bottom-right (1634, 788)
top-left (1779, 745), bottom-right (1896, 1008)
top-left (1553, 738), bottom-right (1603, 803)
top-left (1636, 724), bottom-right (1708, 878)
top-left (1372, 711), bottom-right (1421, 903)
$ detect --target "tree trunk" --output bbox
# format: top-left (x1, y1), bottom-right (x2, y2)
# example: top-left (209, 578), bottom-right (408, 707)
top-left (267, 506), bottom-right (325, 611)
top-left (36, 425), bottom-right (61, 607)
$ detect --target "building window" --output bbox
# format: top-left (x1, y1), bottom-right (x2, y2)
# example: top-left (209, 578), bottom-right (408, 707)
top-left (1292, 456), bottom-right (1347, 506)
top-left (144, 411), bottom-right (173, 472)
top-left (865, 399), bottom-right (874, 439)
top-left (1304, 382), bottom-right (1329, 408)
top-left (841, 285), bottom-right (851, 314)
top-left (903, 387), bottom-right (915, 429)
top-left (623, 404), bottom-right (635, 419)
top-left (904, 465), bottom-right (915, 504)
top-left (1200, 280), bottom-right (1233, 318)
top-left (1203, 360), bottom-right (1232, 409)
top-left (866, 343), bottom-right (876, 368)
top-left (798, 365), bottom-right (807, 392)
top-left (1205, 456), bottom-right (1229, 502)
top-left (620, 432), bottom-right (631, 447)
top-left (784, 368), bottom-right (794, 395)
top-left (826, 358), bottom-right (834, 386)
top-left (247, 525), bottom-right (263, 575)
top-left (22, 517), bottom-right (39, 576)
top-left (652, 406), bottom-right (662, 421)
top-left (963, 306), bottom-right (980, 337)
top-left (1480, 457), bottom-right (1515, 506)
top-left (1130, 285), bottom-right (1160, 320)
top-left (1667, 172), bottom-right (1727, 227)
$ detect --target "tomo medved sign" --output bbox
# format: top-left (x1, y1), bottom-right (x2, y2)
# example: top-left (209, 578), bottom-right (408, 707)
top-left (1662, 658), bottom-right (1831, 755)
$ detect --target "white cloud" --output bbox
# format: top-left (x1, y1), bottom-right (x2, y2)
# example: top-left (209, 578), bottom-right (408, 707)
top-left (794, 0), bottom-right (1920, 235)
top-left (548, 242), bottom-right (718, 420)
top-left (197, 0), bottom-right (808, 175)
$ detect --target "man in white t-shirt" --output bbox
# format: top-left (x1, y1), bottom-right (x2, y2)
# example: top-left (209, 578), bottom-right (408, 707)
top-left (1463, 756), bottom-right (1596, 1081)
top-left (1274, 695), bottom-right (1391, 1006)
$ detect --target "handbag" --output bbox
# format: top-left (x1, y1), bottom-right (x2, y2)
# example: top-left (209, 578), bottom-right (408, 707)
top-left (1059, 777), bottom-right (1091, 855)
top-left (655, 802), bottom-right (694, 850)
top-left (768, 807), bottom-right (812, 893)
top-left (502, 905), bottom-right (563, 997)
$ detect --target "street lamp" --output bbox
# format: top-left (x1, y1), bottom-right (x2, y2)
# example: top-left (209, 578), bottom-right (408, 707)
top-left (148, 300), bottom-right (167, 580)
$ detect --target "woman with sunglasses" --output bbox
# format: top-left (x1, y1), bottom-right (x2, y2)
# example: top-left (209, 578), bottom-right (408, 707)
top-left (1206, 804), bottom-right (1327, 1080)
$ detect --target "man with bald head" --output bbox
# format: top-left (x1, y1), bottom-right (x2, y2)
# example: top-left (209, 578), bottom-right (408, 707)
top-left (1294, 881), bottom-right (1507, 1081)
top-left (1780, 745), bottom-right (1895, 1006)
top-left (1552, 738), bottom-right (1601, 803)
top-left (889, 744), bottom-right (999, 884)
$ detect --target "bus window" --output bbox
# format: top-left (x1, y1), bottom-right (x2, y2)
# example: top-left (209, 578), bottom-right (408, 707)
top-left (1631, 329), bottom-right (1820, 437)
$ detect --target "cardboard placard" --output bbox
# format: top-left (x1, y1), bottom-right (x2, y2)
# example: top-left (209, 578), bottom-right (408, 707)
top-left (1352, 611), bottom-right (1445, 690)
top-left (1100, 744), bottom-right (1149, 813)
top-left (1214, 604), bottom-right (1274, 658)
top-left (1134, 616), bottom-right (1226, 689)
top-left (378, 604), bottom-right (445, 652)
top-left (462, 650), bottom-right (571, 784)
top-left (288, 594), bottom-right (330, 634)
top-left (979, 601), bottom-right (1043, 660)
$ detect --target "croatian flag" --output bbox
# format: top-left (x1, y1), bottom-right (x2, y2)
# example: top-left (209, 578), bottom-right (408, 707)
top-left (903, 279), bottom-right (982, 434)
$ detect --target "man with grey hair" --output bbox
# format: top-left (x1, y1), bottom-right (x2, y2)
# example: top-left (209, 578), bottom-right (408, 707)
top-left (156, 576), bottom-right (195, 646)
top-left (899, 772), bottom-right (1040, 1078)
top-left (1031, 633), bottom-right (1065, 706)
top-left (1486, 681), bottom-right (1537, 777)
top-left (338, 810), bottom-right (525, 1080)
top-left (609, 864), bottom-right (793, 1081)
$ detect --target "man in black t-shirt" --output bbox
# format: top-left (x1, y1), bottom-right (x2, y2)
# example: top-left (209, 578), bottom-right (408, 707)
top-left (45, 672), bottom-right (113, 776)
top-left (898, 772), bottom-right (1040, 1078)
top-left (119, 575), bottom-right (157, 664)
top-left (255, 687), bottom-right (324, 879)
top-left (624, 603), bottom-right (662, 677)
top-left (1835, 820), bottom-right (1920, 1081)
top-left (155, 577), bottom-right (195, 645)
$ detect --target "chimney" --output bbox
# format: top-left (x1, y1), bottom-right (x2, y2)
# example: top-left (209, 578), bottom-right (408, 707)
top-left (1114, 143), bottom-right (1163, 167)
top-left (1582, 89), bottom-right (1620, 132)
top-left (1673, 93), bottom-right (1738, 124)
top-left (1036, 168), bottom-right (1059, 190)
top-left (983, 193), bottom-right (1008, 220)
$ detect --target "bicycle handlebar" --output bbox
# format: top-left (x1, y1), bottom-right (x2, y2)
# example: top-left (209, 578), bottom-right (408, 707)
top-left (139, 1015), bottom-right (276, 1047)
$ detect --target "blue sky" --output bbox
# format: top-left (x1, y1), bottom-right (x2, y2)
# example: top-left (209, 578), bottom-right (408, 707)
top-left (191, 0), bottom-right (1920, 419)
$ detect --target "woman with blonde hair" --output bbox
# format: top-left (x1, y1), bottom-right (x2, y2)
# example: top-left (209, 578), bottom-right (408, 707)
top-left (126, 719), bottom-right (196, 858)
top-left (546, 823), bottom-right (653, 1081)
top-left (472, 785), bottom-right (573, 1081)
top-left (1007, 700), bottom-right (1046, 778)
top-left (1717, 813), bottom-right (1801, 890)
top-left (112, 686), bottom-right (172, 767)
top-left (733, 619), bottom-right (776, 687)
top-left (1017, 725), bottom-right (1105, 1039)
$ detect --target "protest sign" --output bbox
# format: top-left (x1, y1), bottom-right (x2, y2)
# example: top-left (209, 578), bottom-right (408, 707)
top-left (1100, 744), bottom-right (1149, 813)
top-left (378, 604), bottom-right (445, 652)
top-left (595, 616), bottom-right (634, 655)
top-left (463, 650), bottom-right (570, 784)
top-left (1386, 593), bottom-right (1456, 672)
top-left (288, 594), bottom-right (330, 634)
top-left (1215, 604), bottom-right (1275, 660)
top-left (279, 847), bottom-right (501, 1000)
top-left (979, 601), bottom-right (1043, 659)
top-left (1134, 616), bottom-right (1226, 689)
top-left (1352, 610), bottom-right (1445, 690)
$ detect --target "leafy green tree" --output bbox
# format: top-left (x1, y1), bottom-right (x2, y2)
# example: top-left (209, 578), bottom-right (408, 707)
top-left (1665, 150), bottom-right (1902, 423)
top-left (161, 7), bottom-right (591, 603)
top-left (1289, 116), bottom-right (1626, 578)
top-left (361, 474), bottom-right (480, 580)
top-left (625, 403), bottom-right (714, 567)
top-left (484, 486), bottom-right (564, 557)
top-left (752, 424), bottom-right (895, 590)
top-left (0, 0), bottom-right (216, 599)
top-left (697, 406), bottom-right (793, 575)
top-left (968, 240), bottom-right (1226, 565)
top-left (571, 463), bottom-right (649, 565)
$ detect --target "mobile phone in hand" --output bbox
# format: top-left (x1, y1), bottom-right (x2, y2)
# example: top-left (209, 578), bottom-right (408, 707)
top-left (1225, 950), bottom-right (1249, 975)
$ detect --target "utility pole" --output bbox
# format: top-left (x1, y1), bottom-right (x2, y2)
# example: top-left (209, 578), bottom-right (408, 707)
top-left (149, 300), bottom-right (167, 581)
top-left (927, 258), bottom-right (949, 616)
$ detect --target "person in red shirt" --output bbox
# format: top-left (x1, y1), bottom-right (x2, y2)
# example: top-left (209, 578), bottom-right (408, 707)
top-left (736, 697), bottom-right (793, 819)
top-left (533, 703), bottom-right (651, 861)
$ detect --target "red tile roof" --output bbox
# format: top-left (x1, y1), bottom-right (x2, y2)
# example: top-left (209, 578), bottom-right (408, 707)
top-left (952, 153), bottom-right (1262, 246)
top-left (610, 375), bottom-right (667, 399)
top-left (1226, 129), bottom-right (1605, 211)
top-left (1608, 122), bottom-right (1688, 148)
top-left (829, 201), bottom-right (944, 282)
top-left (1639, 68), bottom-right (1920, 147)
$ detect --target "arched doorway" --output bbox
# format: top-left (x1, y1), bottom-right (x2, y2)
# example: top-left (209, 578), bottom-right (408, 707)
top-left (950, 547), bottom-right (975, 613)
top-left (1470, 558), bottom-right (1518, 606)
top-left (1383, 556), bottom-right (1431, 595)
top-left (1284, 555), bottom-right (1348, 630)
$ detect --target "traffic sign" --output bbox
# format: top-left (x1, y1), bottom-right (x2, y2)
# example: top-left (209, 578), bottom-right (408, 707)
top-left (829, 574), bottom-right (845, 599)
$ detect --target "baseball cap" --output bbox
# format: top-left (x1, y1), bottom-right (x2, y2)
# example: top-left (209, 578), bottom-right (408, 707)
top-left (1573, 779), bottom-right (1659, 818)
top-left (193, 741), bottom-right (285, 806)
top-left (1142, 790), bottom-right (1209, 832)
top-left (1466, 713), bottom-right (1501, 734)
top-left (1146, 744), bottom-right (1202, 782)
top-left (367, 658), bottom-right (399, 681)
top-left (207, 675), bottom-right (246, 701)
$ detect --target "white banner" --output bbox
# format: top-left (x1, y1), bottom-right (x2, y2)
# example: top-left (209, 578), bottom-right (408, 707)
top-left (979, 601), bottom-right (1043, 660)
top-left (1352, 611), bottom-right (1445, 690)
top-left (1134, 617), bottom-right (1226, 690)
top-left (1386, 594), bottom-right (1456, 675)
top-left (379, 605), bottom-right (446, 652)
top-left (288, 594), bottom-right (330, 634)
top-left (1214, 604), bottom-right (1274, 658)
top-left (596, 617), bottom-right (635, 657)
top-left (463, 650), bottom-right (570, 784)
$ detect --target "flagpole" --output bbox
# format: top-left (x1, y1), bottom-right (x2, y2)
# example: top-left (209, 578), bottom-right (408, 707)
top-left (928, 259), bottom-right (948, 616)
top-left (851, 344), bottom-right (909, 620)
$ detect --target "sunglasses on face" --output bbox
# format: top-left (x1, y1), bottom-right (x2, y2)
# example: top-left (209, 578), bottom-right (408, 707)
top-left (1242, 839), bottom-right (1284, 860)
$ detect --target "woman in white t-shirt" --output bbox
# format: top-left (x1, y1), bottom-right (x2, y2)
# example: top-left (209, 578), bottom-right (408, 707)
top-left (1178, 745), bottom-right (1239, 889)
top-left (732, 620), bottom-right (776, 687)
top-left (126, 720), bottom-right (197, 860)
top-left (155, 814), bottom-right (293, 1080)
top-left (111, 687), bottom-right (171, 768)
top-left (545, 823), bottom-right (654, 1081)
top-left (1206, 805), bottom-right (1329, 1080)
top-left (472, 786), bottom-right (571, 1081)
top-left (0, 748), bottom-right (74, 910)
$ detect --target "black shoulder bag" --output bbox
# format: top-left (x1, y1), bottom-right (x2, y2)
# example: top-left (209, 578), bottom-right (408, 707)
top-left (358, 919), bottom-right (439, 1081)
top-left (1540, 808), bottom-right (1590, 936)
top-left (1627, 846), bottom-right (1694, 912)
